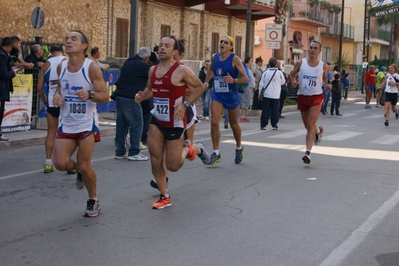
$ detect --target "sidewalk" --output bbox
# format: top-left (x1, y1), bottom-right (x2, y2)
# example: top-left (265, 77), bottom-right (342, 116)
top-left (0, 90), bottom-right (365, 150)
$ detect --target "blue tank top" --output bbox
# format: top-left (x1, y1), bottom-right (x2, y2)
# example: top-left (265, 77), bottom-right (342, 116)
top-left (213, 53), bottom-right (238, 95)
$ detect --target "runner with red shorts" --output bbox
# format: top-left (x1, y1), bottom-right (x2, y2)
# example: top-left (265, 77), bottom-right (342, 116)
top-left (290, 40), bottom-right (331, 164)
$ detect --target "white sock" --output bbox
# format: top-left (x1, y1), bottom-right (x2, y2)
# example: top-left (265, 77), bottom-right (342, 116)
top-left (213, 150), bottom-right (220, 156)
top-left (236, 146), bottom-right (242, 150)
top-left (89, 197), bottom-right (98, 201)
top-left (316, 127), bottom-right (320, 134)
top-left (45, 159), bottom-right (52, 164)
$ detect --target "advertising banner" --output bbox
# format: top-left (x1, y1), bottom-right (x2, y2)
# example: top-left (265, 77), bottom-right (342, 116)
top-left (1, 74), bottom-right (33, 133)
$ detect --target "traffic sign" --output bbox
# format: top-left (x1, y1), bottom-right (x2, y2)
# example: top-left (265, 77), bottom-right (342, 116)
top-left (31, 7), bottom-right (44, 30)
top-left (265, 24), bottom-right (282, 42)
top-left (267, 42), bottom-right (280, 49)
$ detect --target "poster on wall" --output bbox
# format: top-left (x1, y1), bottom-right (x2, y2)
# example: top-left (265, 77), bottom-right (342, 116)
top-left (1, 74), bottom-right (33, 133)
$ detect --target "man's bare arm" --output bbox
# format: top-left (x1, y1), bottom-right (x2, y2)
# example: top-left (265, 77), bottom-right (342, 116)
top-left (81, 63), bottom-right (109, 103)
top-left (135, 67), bottom-right (154, 103)
top-left (182, 66), bottom-right (205, 104)
top-left (37, 61), bottom-right (50, 104)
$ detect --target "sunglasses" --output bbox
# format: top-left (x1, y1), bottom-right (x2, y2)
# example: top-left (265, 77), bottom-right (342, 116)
top-left (309, 46), bottom-right (318, 50)
top-left (220, 40), bottom-right (229, 44)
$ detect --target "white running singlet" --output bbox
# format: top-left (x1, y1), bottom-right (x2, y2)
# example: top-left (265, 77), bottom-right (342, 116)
top-left (58, 59), bottom-right (99, 133)
top-left (297, 58), bottom-right (324, 96)
top-left (44, 56), bottom-right (66, 108)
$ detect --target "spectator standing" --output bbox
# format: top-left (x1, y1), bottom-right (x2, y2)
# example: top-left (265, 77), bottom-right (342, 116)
top-left (9, 36), bottom-right (34, 69)
top-left (198, 59), bottom-right (212, 120)
top-left (0, 37), bottom-right (17, 141)
top-left (25, 44), bottom-right (46, 69)
top-left (252, 56), bottom-right (264, 110)
top-left (330, 73), bottom-right (342, 116)
top-left (278, 65), bottom-right (288, 119)
top-left (89, 47), bottom-right (110, 71)
top-left (239, 57), bottom-right (255, 122)
top-left (258, 57), bottom-right (285, 130)
top-left (363, 65), bottom-right (376, 109)
top-left (320, 62), bottom-right (332, 115)
top-left (113, 47), bottom-right (151, 161)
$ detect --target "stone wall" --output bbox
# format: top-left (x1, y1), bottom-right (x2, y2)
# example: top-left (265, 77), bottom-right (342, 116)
top-left (0, 0), bottom-right (247, 63)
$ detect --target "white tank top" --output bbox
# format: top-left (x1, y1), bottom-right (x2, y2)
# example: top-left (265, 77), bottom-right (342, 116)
top-left (58, 58), bottom-right (99, 133)
top-left (44, 56), bottom-right (66, 107)
top-left (297, 58), bottom-right (324, 96)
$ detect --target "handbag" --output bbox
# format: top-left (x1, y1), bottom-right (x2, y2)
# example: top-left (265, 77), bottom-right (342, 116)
top-left (258, 69), bottom-right (277, 101)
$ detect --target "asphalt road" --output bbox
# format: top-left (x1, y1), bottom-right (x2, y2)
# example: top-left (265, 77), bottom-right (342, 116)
top-left (2, 101), bottom-right (399, 266)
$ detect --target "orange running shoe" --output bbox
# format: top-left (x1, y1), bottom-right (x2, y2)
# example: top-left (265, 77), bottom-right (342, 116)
top-left (152, 195), bottom-right (171, 209)
top-left (185, 143), bottom-right (196, 161)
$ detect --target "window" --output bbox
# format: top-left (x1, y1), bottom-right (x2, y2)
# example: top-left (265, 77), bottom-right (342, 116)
top-left (115, 18), bottom-right (129, 58)
top-left (235, 36), bottom-right (242, 58)
top-left (161, 25), bottom-right (171, 38)
top-left (211, 33), bottom-right (219, 54)
top-left (322, 46), bottom-right (331, 63)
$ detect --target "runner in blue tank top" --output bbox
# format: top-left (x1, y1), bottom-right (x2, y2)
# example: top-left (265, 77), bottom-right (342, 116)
top-left (204, 36), bottom-right (248, 165)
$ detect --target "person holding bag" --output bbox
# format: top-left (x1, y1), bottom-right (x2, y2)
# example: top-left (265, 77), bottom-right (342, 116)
top-left (258, 57), bottom-right (285, 130)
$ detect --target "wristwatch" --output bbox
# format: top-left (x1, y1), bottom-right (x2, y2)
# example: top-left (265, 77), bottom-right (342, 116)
top-left (183, 100), bottom-right (190, 108)
top-left (88, 90), bottom-right (95, 99)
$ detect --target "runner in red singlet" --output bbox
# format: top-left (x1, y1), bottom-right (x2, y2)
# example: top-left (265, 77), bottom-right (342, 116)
top-left (135, 35), bottom-right (209, 209)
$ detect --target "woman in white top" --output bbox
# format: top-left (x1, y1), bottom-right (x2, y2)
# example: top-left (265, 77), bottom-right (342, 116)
top-left (382, 64), bottom-right (399, 126)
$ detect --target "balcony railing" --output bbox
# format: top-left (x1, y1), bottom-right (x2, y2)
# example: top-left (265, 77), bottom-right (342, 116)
top-left (251, 0), bottom-right (275, 7)
top-left (370, 29), bottom-right (391, 42)
top-left (322, 22), bottom-right (355, 40)
top-left (291, 2), bottom-right (333, 25)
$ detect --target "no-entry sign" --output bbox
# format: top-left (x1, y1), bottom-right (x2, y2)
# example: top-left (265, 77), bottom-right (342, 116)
top-left (265, 24), bottom-right (282, 42)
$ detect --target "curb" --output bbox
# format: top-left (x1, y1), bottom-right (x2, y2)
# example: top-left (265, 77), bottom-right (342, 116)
top-left (0, 126), bottom-right (115, 150)
top-left (246, 97), bottom-right (363, 116)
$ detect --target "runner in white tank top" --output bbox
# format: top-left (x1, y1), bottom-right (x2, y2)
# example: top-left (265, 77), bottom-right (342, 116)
top-left (297, 58), bottom-right (324, 96)
top-left (52, 31), bottom-right (109, 218)
top-left (290, 40), bottom-right (331, 165)
top-left (58, 58), bottom-right (99, 133)
top-left (37, 45), bottom-right (66, 174)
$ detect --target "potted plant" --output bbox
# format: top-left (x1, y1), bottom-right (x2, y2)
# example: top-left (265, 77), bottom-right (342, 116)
top-left (332, 4), bottom-right (341, 14)
top-left (298, 10), bottom-right (307, 17)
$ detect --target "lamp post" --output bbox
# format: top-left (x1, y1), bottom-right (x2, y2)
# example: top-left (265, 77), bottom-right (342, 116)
top-left (245, 0), bottom-right (252, 58)
top-left (361, 0), bottom-right (370, 94)
top-left (338, 0), bottom-right (345, 71)
top-left (129, 0), bottom-right (139, 57)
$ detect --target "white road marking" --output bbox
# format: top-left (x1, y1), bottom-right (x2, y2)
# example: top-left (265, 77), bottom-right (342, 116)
top-left (319, 190), bottom-right (399, 266)
top-left (364, 114), bottom-right (384, 119)
top-left (0, 156), bottom-right (115, 180)
top-left (371, 134), bottom-right (399, 145)
top-left (268, 130), bottom-right (307, 139)
top-left (322, 131), bottom-right (363, 141)
top-left (224, 140), bottom-right (399, 161)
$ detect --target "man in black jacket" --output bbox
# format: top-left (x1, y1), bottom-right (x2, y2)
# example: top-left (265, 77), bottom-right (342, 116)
top-left (113, 47), bottom-right (151, 161)
top-left (0, 37), bottom-right (17, 141)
